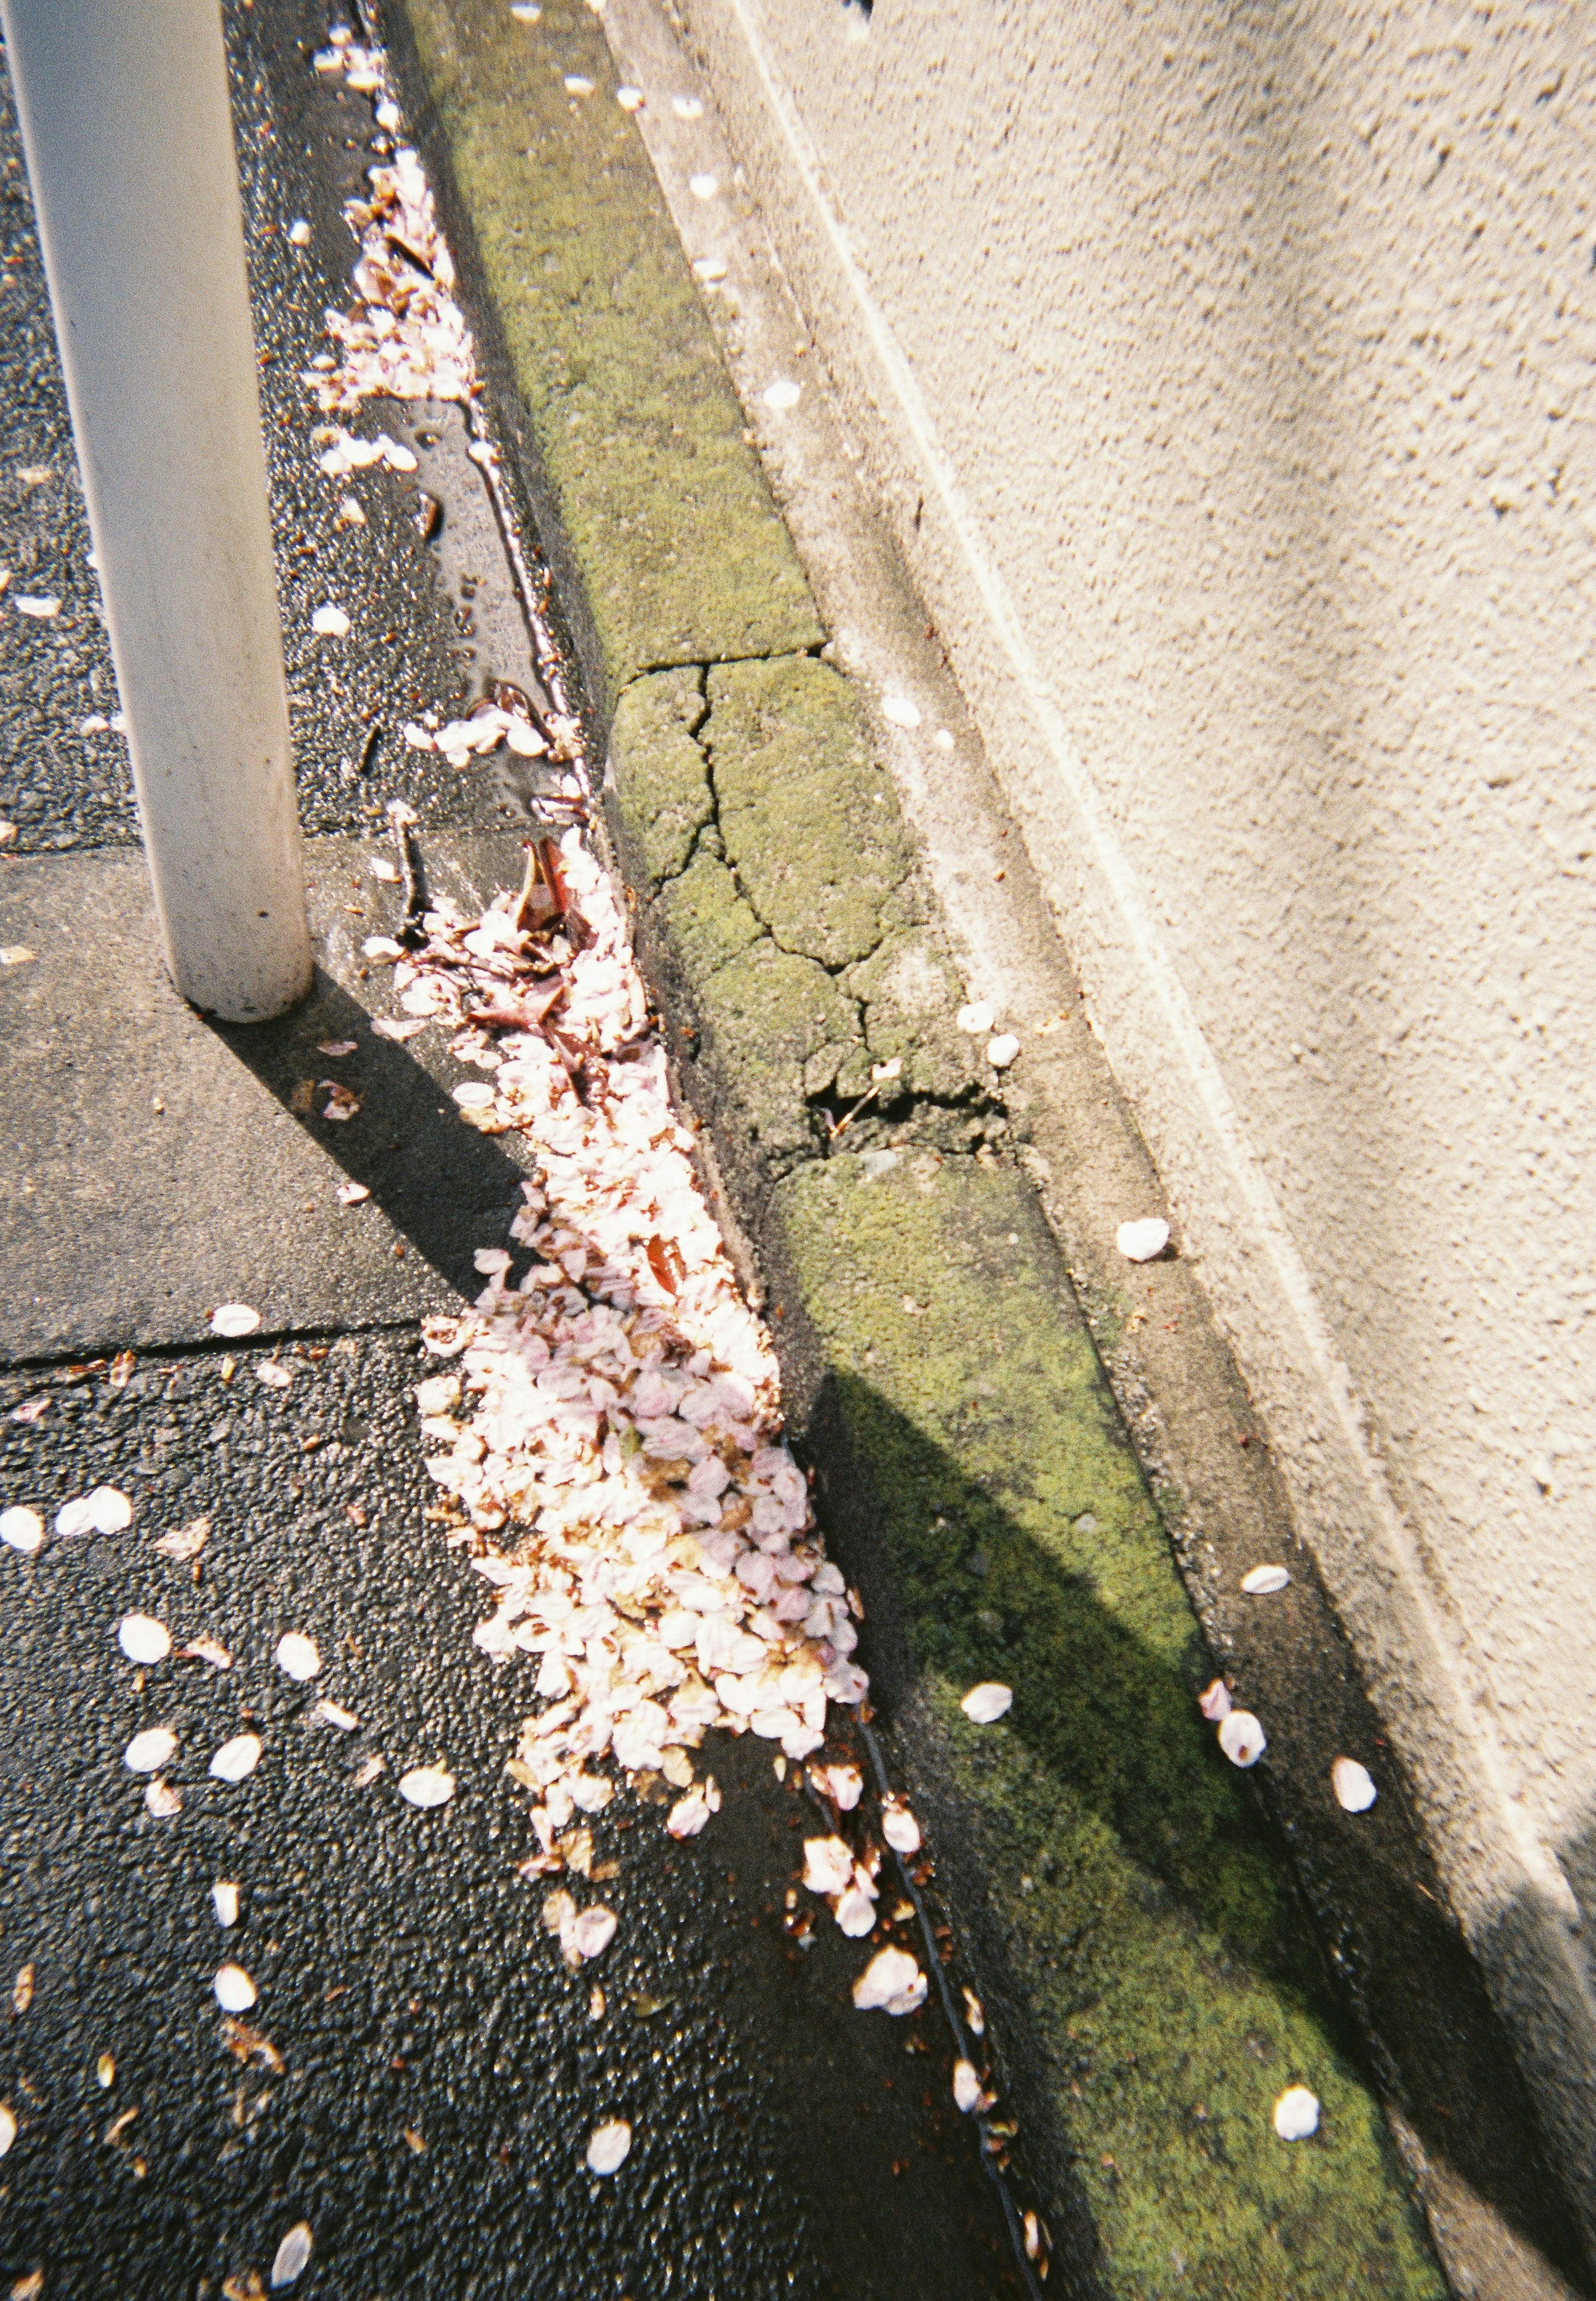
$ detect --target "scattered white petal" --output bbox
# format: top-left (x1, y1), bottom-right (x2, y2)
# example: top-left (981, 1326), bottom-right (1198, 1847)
top-left (510, 2), bottom-right (541, 15)
top-left (571, 1906), bottom-right (617, 1960)
top-left (1, 1507), bottom-right (44, 1555)
top-left (369, 856), bottom-right (400, 883)
top-left (1241, 1564), bottom-right (1290, 1596)
top-left (802, 1836), bottom-right (854, 1897)
top-left (763, 378), bottom-right (801, 412)
top-left (689, 172), bottom-right (719, 199)
top-left (960, 1682), bottom-right (1013, 1725)
top-left (399, 1766), bottom-right (455, 1808)
top-left (213, 1963), bottom-right (258, 2014)
top-left (564, 74), bottom-right (594, 93)
top-left (585, 2118), bottom-right (631, 2174)
top-left (212, 1881), bottom-right (241, 1928)
top-left (852, 1946), bottom-right (927, 2015)
top-left (270, 2220), bottom-right (313, 2288)
top-left (351, 1753), bottom-right (387, 1788)
top-left (145, 1778), bottom-right (182, 1818)
top-left (1197, 1678), bottom-right (1232, 1721)
top-left (154, 1516), bottom-right (210, 1561)
top-left (336, 1181), bottom-right (371, 1205)
top-left (1331, 1756), bottom-right (1378, 1813)
top-left (124, 1728), bottom-right (177, 1773)
top-left (953, 2059), bottom-right (981, 2112)
top-left (1272, 2084), bottom-right (1320, 2141)
top-left (256, 1361), bottom-right (293, 1391)
top-left (81, 713), bottom-right (110, 733)
top-left (1218, 1710), bottom-right (1266, 1768)
top-left (181, 1635), bottom-right (233, 1670)
top-left (310, 604), bottom-right (350, 637)
top-left (14, 595), bottom-right (61, 618)
top-left (834, 1883), bottom-right (878, 1937)
top-left (615, 84), bottom-right (643, 110)
top-left (1116, 1217), bottom-right (1170, 1262)
top-left (962, 1987), bottom-right (985, 2035)
top-left (452, 1081), bottom-right (497, 1110)
top-left (956, 1001), bottom-right (994, 1035)
top-left (313, 1699), bottom-right (361, 1732)
top-left (671, 94), bottom-right (704, 117)
top-left (882, 695), bottom-right (921, 728)
top-left (881, 1799), bottom-right (921, 1854)
top-left (210, 1733), bottom-right (263, 1783)
top-left (986, 1033), bottom-right (1020, 1070)
top-left (814, 1762), bottom-right (862, 1810)
top-left (0, 2104), bottom-right (15, 2157)
top-left (692, 255), bottom-right (728, 282)
top-left (288, 218), bottom-right (313, 247)
top-left (209, 1304), bottom-right (260, 1338)
top-left (274, 1632), bottom-right (321, 1682)
top-left (665, 1780), bottom-right (719, 1836)
top-left (117, 1614), bottom-right (171, 1665)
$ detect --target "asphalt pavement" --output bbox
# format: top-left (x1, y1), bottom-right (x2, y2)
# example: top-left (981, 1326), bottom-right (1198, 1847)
top-left (0, 5), bottom-right (1023, 2294)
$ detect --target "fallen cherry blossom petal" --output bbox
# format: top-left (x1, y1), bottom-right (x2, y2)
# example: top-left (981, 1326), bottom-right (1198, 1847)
top-left (881, 1798), bottom-right (921, 1855)
top-left (615, 84), bottom-right (643, 109)
top-left (256, 1361), bottom-right (293, 1391)
top-left (210, 1734), bottom-right (263, 1783)
top-left (1272, 2084), bottom-right (1320, 2140)
top-left (570, 1906), bottom-right (617, 1961)
top-left (1197, 1678), bottom-right (1232, 1721)
top-left (585, 2119), bottom-right (631, 2175)
top-left (1, 1507), bottom-right (44, 1555)
top-left (154, 1517), bottom-right (209, 1561)
top-left (212, 1881), bottom-right (241, 1928)
top-left (665, 1780), bottom-right (720, 1837)
top-left (1331, 1756), bottom-right (1378, 1813)
top-left (336, 1181), bottom-right (371, 1205)
top-left (118, 1614), bottom-right (171, 1665)
top-left (689, 172), bottom-right (718, 199)
top-left (181, 1635), bottom-right (233, 1670)
top-left (882, 695), bottom-right (921, 728)
top-left (956, 1001), bottom-right (994, 1035)
top-left (763, 378), bottom-right (800, 412)
top-left (310, 604), bottom-right (350, 637)
top-left (0, 2103), bottom-right (14, 2156)
top-left (125, 1728), bottom-right (177, 1773)
top-left (145, 1779), bottom-right (182, 1818)
top-left (1218, 1710), bottom-right (1266, 1768)
top-left (399, 1766), bottom-right (455, 1808)
top-left (852, 1946), bottom-right (928, 2015)
top-left (962, 1987), bottom-right (985, 2035)
top-left (14, 594), bottom-right (60, 618)
top-left (834, 1884), bottom-right (878, 1938)
top-left (313, 1699), bottom-right (361, 1731)
top-left (209, 1303), bottom-right (260, 1339)
top-left (802, 1836), bottom-right (854, 1897)
top-left (1241, 1564), bottom-right (1290, 1595)
top-left (274, 1632), bottom-right (320, 1682)
top-left (815, 1762), bottom-right (862, 1810)
top-left (57, 1486), bottom-right (133, 1539)
top-left (953, 2059), bottom-right (981, 2112)
top-left (1116, 1217), bottom-right (1170, 1262)
top-left (986, 1033), bottom-right (1020, 1069)
top-left (214, 1963), bottom-right (258, 2013)
top-left (351, 1754), bottom-right (386, 1788)
top-left (960, 1682), bottom-right (1013, 1725)
top-left (270, 2220), bottom-right (313, 2288)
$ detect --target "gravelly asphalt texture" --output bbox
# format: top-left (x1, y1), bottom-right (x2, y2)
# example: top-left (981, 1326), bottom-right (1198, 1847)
top-left (0, 0), bottom-right (549, 854)
top-left (0, 3), bottom-right (1022, 2293)
top-left (0, 1344), bottom-right (1011, 2300)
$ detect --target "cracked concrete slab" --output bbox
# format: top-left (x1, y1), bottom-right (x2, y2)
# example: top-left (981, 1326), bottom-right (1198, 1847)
top-left (0, 831), bottom-right (532, 1364)
top-left (386, 0), bottom-right (823, 727)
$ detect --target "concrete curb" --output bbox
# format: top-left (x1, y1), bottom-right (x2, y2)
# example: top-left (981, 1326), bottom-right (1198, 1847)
top-left (387, 1), bottom-right (1449, 2286)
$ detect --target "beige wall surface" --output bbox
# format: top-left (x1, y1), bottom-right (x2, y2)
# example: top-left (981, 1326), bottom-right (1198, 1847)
top-left (672, 0), bottom-right (1596, 2210)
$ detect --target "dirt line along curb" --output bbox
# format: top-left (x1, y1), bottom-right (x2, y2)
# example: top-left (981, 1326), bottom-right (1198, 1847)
top-left (387, 0), bottom-right (1446, 2286)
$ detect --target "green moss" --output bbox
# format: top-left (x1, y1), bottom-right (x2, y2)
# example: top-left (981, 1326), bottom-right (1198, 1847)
top-left (705, 659), bottom-right (913, 967)
top-left (694, 938), bottom-right (861, 1166)
top-left (395, 0), bottom-right (822, 719)
top-left (846, 929), bottom-right (979, 1100)
top-left (773, 1152), bottom-right (1445, 2299)
top-left (608, 668), bottom-right (712, 885)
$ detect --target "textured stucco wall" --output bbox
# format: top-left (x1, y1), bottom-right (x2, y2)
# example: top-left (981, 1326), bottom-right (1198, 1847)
top-left (670, 0), bottom-right (1596, 2211)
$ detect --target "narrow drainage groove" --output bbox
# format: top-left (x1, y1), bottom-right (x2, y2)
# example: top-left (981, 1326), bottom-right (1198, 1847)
top-left (250, 13), bottom-right (1038, 2279)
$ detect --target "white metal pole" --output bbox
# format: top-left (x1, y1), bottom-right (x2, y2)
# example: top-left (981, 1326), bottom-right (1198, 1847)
top-left (2, 0), bottom-right (313, 1022)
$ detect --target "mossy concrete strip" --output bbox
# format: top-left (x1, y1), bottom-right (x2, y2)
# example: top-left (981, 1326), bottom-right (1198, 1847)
top-left (772, 1152), bottom-right (1446, 2299)
top-left (391, 0), bottom-right (822, 722)
top-left (609, 659), bottom-right (985, 1207)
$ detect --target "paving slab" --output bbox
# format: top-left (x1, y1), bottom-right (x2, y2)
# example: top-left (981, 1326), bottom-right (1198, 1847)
top-left (0, 832), bottom-right (535, 1365)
